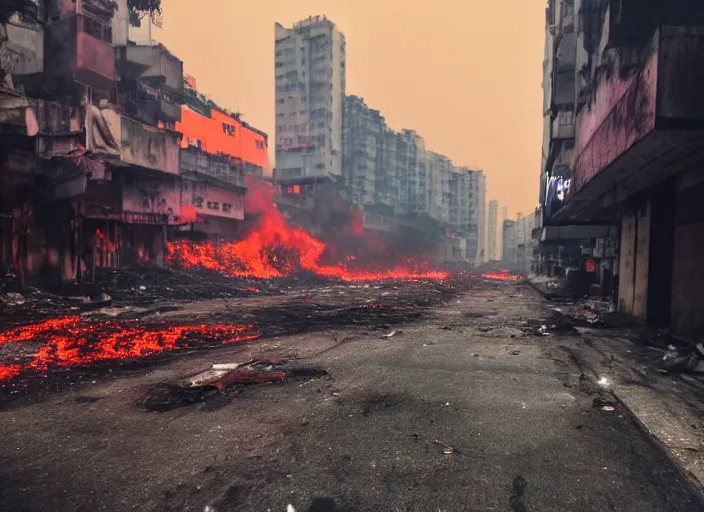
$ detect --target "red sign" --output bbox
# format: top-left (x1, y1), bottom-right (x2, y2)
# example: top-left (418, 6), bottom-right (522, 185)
top-left (585, 259), bottom-right (597, 273)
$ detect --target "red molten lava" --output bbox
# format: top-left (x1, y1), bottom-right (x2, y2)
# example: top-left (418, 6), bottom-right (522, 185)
top-left (0, 317), bottom-right (258, 381)
top-left (481, 269), bottom-right (522, 281)
top-left (168, 182), bottom-right (448, 281)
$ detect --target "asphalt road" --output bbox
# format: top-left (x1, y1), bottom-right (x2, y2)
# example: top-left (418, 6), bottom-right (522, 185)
top-left (0, 281), bottom-right (702, 511)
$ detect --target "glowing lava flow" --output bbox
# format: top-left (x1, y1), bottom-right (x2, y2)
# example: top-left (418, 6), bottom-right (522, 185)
top-left (481, 269), bottom-right (522, 281)
top-left (167, 195), bottom-right (448, 281)
top-left (0, 317), bottom-right (258, 381)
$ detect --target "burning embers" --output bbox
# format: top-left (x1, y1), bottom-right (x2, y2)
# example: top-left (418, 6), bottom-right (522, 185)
top-left (0, 316), bottom-right (258, 382)
top-left (480, 269), bottom-right (522, 281)
top-left (167, 236), bottom-right (449, 282)
top-left (167, 191), bottom-right (448, 281)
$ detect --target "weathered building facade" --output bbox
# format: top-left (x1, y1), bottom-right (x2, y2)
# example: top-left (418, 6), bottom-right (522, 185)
top-left (545, 0), bottom-right (704, 339)
top-left (274, 16), bottom-right (346, 191)
top-left (538, 0), bottom-right (619, 289)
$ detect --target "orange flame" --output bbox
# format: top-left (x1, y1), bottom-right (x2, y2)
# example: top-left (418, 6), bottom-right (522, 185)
top-left (0, 317), bottom-right (258, 381)
top-left (167, 187), bottom-right (449, 281)
top-left (480, 269), bottom-right (521, 281)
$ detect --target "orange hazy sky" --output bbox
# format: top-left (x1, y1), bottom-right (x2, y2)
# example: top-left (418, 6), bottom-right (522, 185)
top-left (153, 0), bottom-right (545, 218)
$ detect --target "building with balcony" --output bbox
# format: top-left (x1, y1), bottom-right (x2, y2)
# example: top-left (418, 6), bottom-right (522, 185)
top-left (43, 0), bottom-right (117, 96)
top-left (545, 0), bottom-right (704, 340)
top-left (116, 43), bottom-right (183, 127)
top-left (274, 16), bottom-right (346, 188)
top-left (176, 148), bottom-right (247, 239)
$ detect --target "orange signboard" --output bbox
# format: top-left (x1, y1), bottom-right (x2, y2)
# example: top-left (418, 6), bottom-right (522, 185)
top-left (176, 106), bottom-right (269, 169)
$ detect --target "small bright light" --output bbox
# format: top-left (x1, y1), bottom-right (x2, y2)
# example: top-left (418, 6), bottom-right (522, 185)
top-left (598, 377), bottom-right (610, 387)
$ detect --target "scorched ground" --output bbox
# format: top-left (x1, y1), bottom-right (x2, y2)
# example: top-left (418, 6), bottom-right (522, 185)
top-left (0, 268), bottom-right (702, 512)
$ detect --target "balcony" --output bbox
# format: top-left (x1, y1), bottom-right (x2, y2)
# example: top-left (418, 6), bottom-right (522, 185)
top-left (96, 108), bottom-right (181, 174)
top-left (44, 15), bottom-right (115, 90)
top-left (117, 44), bottom-right (183, 94)
top-left (565, 26), bottom-right (704, 219)
top-left (0, 96), bottom-right (80, 137)
top-left (179, 147), bottom-right (246, 189)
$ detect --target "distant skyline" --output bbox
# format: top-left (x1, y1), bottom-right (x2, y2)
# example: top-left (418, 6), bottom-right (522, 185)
top-left (148, 1), bottom-right (545, 217)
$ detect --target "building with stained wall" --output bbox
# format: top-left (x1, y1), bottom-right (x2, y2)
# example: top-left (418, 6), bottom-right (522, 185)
top-left (542, 0), bottom-right (704, 340)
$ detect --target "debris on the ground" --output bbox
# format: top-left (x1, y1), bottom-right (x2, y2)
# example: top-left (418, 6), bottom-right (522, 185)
top-left (510, 349), bottom-right (521, 356)
top-left (662, 344), bottom-right (704, 374)
top-left (478, 326), bottom-right (492, 332)
top-left (381, 331), bottom-right (396, 339)
top-left (592, 396), bottom-right (618, 409)
top-left (601, 405), bottom-right (615, 412)
top-left (433, 440), bottom-right (455, 455)
top-left (568, 305), bottom-right (600, 325)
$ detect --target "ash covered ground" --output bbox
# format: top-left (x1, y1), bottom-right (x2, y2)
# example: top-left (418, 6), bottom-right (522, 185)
top-left (0, 269), bottom-right (702, 512)
top-left (0, 266), bottom-right (486, 402)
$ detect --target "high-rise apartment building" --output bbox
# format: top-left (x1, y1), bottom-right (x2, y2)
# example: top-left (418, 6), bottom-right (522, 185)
top-left (488, 200), bottom-right (499, 261)
top-left (274, 16), bottom-right (346, 191)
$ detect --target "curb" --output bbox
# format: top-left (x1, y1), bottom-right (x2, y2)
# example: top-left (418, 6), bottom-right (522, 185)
top-left (608, 388), bottom-right (704, 499)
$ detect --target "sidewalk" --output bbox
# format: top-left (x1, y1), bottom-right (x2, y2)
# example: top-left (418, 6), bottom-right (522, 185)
top-left (531, 285), bottom-right (704, 490)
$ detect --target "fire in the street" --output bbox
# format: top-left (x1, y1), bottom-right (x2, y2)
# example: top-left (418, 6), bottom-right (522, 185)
top-left (481, 269), bottom-right (522, 281)
top-left (167, 189), bottom-right (449, 281)
top-left (0, 317), bottom-right (258, 381)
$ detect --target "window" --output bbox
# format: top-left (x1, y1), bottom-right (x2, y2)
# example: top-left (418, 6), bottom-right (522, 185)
top-left (222, 203), bottom-right (232, 213)
top-left (207, 201), bottom-right (220, 211)
top-left (289, 111), bottom-right (296, 117)
top-left (82, 16), bottom-right (103, 40)
top-left (222, 123), bottom-right (235, 136)
top-left (193, 197), bottom-right (204, 208)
